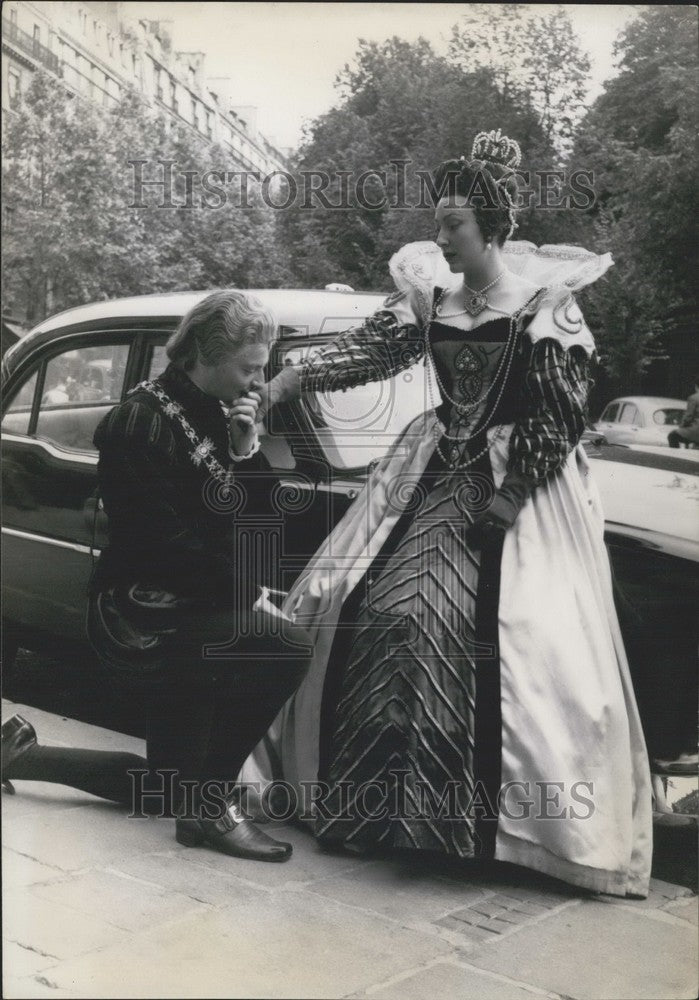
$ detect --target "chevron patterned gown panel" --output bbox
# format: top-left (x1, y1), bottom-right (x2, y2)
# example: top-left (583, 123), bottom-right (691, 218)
top-left (315, 318), bottom-right (513, 856)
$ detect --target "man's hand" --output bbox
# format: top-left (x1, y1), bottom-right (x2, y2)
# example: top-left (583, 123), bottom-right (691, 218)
top-left (229, 389), bottom-right (261, 457)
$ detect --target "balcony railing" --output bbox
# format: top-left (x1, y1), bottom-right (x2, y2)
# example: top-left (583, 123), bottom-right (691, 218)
top-left (2, 18), bottom-right (61, 75)
top-left (61, 62), bottom-right (119, 107)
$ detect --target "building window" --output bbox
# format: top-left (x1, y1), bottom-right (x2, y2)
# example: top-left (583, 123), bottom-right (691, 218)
top-left (107, 32), bottom-right (114, 57)
top-left (170, 78), bottom-right (178, 113)
top-left (33, 24), bottom-right (41, 43)
top-left (10, 8), bottom-right (18, 25)
top-left (8, 69), bottom-right (21, 108)
top-left (155, 67), bottom-right (163, 101)
top-left (191, 97), bottom-right (198, 128)
top-left (188, 66), bottom-right (195, 89)
top-left (205, 110), bottom-right (212, 139)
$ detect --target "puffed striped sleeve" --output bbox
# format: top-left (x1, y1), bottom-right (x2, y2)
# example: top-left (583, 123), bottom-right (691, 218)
top-left (508, 338), bottom-right (590, 482)
top-left (298, 293), bottom-right (424, 394)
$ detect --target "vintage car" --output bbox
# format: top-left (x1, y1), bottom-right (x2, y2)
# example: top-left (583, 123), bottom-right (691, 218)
top-left (2, 290), bottom-right (698, 779)
top-left (594, 395), bottom-right (687, 448)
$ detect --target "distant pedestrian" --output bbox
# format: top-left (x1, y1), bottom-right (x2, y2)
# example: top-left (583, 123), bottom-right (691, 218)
top-left (668, 379), bottom-right (699, 448)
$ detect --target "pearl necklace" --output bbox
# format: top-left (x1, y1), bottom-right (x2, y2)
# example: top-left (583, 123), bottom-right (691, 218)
top-left (430, 289), bottom-right (517, 416)
top-left (436, 269), bottom-right (507, 318)
top-left (426, 286), bottom-right (542, 470)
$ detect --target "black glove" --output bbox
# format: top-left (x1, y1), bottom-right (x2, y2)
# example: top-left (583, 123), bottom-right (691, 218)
top-left (463, 470), bottom-right (535, 548)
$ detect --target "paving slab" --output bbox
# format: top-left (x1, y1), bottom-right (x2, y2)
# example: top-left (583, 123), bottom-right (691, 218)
top-left (27, 868), bottom-right (212, 933)
top-left (111, 849), bottom-right (274, 907)
top-left (1, 783), bottom-right (104, 820)
top-left (465, 896), bottom-right (699, 1000)
top-left (303, 853), bottom-right (494, 928)
top-left (3, 971), bottom-right (92, 1000)
top-left (3, 889), bottom-right (129, 963)
top-left (593, 875), bottom-right (695, 910)
top-left (2, 847), bottom-right (66, 889)
top-left (1, 939), bottom-right (61, 979)
top-left (362, 959), bottom-right (558, 1000)
top-left (664, 897), bottom-right (699, 926)
top-left (43, 889), bottom-right (452, 999)
top-left (3, 700), bottom-right (696, 1000)
top-left (2, 799), bottom-right (170, 873)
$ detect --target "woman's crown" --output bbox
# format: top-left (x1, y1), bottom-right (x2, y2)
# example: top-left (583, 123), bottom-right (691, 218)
top-left (471, 129), bottom-right (522, 169)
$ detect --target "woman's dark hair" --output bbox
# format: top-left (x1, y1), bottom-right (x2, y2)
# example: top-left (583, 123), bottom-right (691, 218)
top-left (432, 157), bottom-right (519, 246)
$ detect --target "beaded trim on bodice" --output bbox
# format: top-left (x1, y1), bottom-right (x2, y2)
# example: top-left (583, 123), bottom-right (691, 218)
top-left (428, 317), bottom-right (513, 434)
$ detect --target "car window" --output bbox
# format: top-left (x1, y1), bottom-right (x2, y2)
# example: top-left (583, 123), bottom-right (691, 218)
top-left (34, 343), bottom-right (130, 452)
top-left (618, 403), bottom-right (639, 425)
top-left (278, 343), bottom-right (430, 471)
top-left (601, 402), bottom-right (619, 422)
top-left (1, 371), bottom-right (39, 435)
top-left (653, 407), bottom-right (684, 426)
top-left (147, 343), bottom-right (170, 379)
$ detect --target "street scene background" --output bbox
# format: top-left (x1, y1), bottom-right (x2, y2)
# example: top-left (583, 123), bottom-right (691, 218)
top-left (3, 4), bottom-right (698, 410)
top-left (1, 4), bottom-right (698, 999)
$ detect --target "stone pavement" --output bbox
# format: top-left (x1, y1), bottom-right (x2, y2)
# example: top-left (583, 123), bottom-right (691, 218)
top-left (2, 701), bottom-right (697, 1000)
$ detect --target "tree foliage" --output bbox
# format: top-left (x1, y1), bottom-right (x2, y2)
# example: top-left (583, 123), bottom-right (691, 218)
top-left (279, 35), bottom-right (557, 291)
top-left (3, 8), bottom-right (697, 398)
top-left (572, 5), bottom-right (699, 392)
top-left (448, 4), bottom-right (591, 157)
top-left (1, 72), bottom-right (290, 324)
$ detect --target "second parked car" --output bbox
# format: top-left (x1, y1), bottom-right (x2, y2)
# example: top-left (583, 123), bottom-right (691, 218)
top-left (594, 395), bottom-right (687, 447)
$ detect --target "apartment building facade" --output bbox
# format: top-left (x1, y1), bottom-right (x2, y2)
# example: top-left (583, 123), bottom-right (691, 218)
top-left (1, 1), bottom-right (288, 176)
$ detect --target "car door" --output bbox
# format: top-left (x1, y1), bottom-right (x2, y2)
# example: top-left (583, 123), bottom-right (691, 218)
top-left (1, 334), bottom-right (133, 642)
top-left (263, 331), bottom-right (432, 587)
top-left (595, 401), bottom-right (620, 440)
top-left (590, 449), bottom-right (699, 759)
top-left (89, 320), bottom-right (430, 606)
top-left (611, 402), bottom-right (642, 445)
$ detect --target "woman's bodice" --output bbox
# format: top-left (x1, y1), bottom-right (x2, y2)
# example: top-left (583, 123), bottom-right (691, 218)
top-left (428, 317), bottom-right (517, 441)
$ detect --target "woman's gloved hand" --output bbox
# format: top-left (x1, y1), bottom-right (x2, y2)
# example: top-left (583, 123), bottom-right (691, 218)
top-left (463, 470), bottom-right (535, 548)
top-left (256, 366), bottom-right (301, 423)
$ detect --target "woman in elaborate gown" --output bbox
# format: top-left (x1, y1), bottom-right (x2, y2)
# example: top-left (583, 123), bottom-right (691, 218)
top-left (250, 130), bottom-right (652, 897)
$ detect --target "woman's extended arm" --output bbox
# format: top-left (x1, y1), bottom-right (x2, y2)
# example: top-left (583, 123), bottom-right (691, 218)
top-left (259, 292), bottom-right (424, 416)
